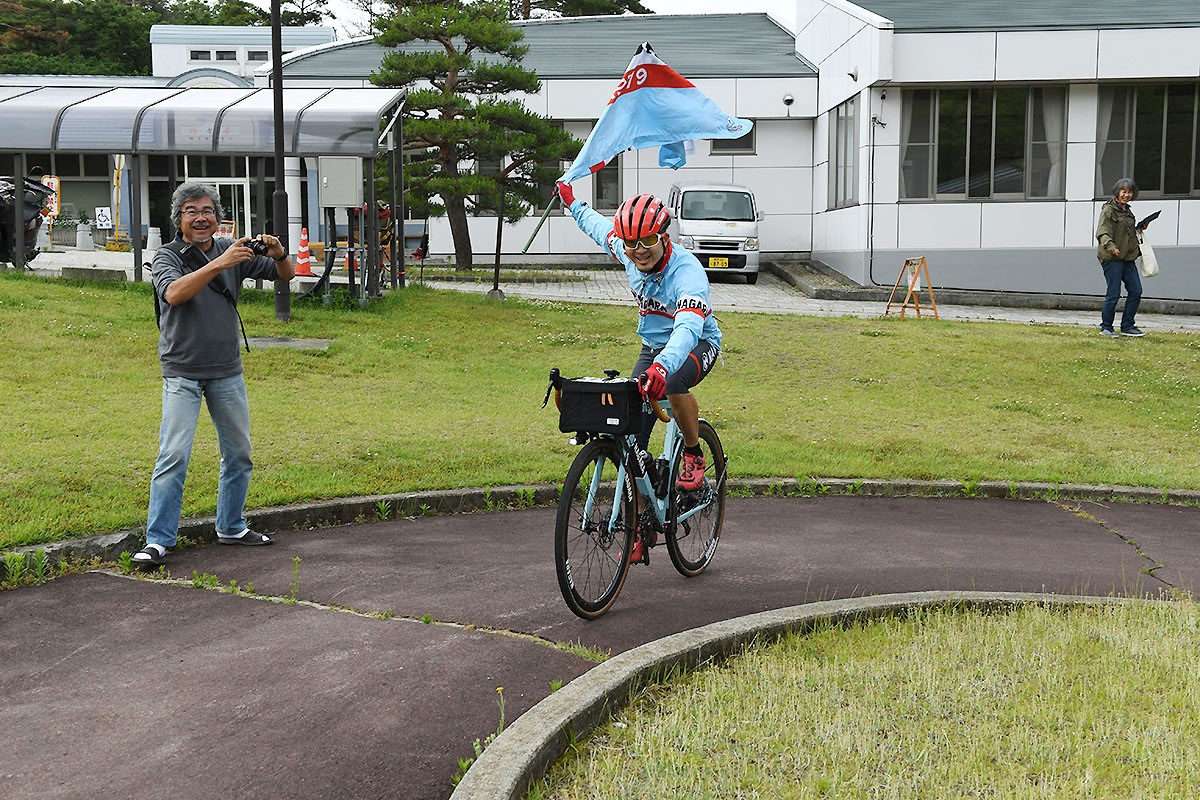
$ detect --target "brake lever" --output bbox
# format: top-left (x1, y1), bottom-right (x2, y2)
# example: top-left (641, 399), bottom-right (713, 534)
top-left (542, 368), bottom-right (561, 409)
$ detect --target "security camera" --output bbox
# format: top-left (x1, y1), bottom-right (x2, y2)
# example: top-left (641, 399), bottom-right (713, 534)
top-left (782, 94), bottom-right (794, 106)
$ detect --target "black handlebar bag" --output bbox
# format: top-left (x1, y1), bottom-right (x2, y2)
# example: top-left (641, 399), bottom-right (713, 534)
top-left (557, 377), bottom-right (643, 435)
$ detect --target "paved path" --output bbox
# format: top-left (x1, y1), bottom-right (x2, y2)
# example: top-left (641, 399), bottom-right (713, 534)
top-left (4, 495), bottom-right (1200, 800)
top-left (22, 247), bottom-right (1200, 332)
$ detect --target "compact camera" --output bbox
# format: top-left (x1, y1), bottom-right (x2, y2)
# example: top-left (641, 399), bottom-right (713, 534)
top-left (246, 238), bottom-right (270, 257)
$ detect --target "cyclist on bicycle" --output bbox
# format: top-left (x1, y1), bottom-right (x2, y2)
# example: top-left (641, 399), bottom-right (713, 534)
top-left (557, 181), bottom-right (721, 519)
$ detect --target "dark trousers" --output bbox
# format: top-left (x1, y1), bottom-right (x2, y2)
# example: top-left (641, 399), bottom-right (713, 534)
top-left (1100, 259), bottom-right (1142, 332)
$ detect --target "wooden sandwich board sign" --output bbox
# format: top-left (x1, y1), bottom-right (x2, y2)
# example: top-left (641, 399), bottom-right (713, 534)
top-left (885, 256), bottom-right (939, 319)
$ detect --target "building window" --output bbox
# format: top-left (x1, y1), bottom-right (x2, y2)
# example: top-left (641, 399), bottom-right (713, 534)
top-left (593, 157), bottom-right (621, 210)
top-left (247, 50), bottom-right (269, 62)
top-left (82, 154), bottom-right (110, 177)
top-left (472, 157), bottom-right (502, 215)
top-left (901, 86), bottom-right (1066, 200)
top-left (1097, 83), bottom-right (1200, 198)
top-left (189, 50), bottom-right (211, 61)
top-left (830, 97), bottom-right (858, 208)
top-left (216, 50), bottom-right (237, 62)
top-left (710, 125), bottom-right (755, 155)
top-left (536, 121), bottom-right (565, 207)
top-left (55, 154), bottom-right (81, 177)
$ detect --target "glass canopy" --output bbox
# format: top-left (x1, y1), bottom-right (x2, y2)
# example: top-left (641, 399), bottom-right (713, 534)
top-left (0, 86), bottom-right (404, 157)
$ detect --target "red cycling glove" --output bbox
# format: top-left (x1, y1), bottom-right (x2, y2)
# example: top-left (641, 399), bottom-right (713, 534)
top-left (639, 362), bottom-right (668, 400)
top-left (555, 181), bottom-right (576, 208)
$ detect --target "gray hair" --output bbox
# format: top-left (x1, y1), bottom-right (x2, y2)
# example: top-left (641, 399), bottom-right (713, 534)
top-left (169, 181), bottom-right (224, 229)
top-left (1110, 177), bottom-right (1139, 201)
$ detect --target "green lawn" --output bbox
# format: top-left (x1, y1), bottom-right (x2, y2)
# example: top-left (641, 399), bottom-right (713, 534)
top-left (528, 600), bottom-right (1200, 799)
top-left (2, 270), bottom-right (1199, 550)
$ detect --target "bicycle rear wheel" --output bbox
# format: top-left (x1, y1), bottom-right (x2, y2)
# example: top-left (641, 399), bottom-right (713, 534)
top-left (555, 438), bottom-right (635, 619)
top-left (666, 419), bottom-right (726, 577)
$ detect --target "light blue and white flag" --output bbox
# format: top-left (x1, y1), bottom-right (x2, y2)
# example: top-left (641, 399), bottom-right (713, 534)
top-left (559, 42), bottom-right (753, 184)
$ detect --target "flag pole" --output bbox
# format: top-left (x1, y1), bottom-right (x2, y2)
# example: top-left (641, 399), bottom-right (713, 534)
top-left (521, 191), bottom-right (561, 254)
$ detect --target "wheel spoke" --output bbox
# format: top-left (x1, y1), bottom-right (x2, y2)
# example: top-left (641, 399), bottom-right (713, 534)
top-left (665, 421), bottom-right (725, 577)
top-left (555, 440), bottom-right (633, 619)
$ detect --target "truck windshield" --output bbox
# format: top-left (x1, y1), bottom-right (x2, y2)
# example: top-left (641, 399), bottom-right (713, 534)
top-left (680, 191), bottom-right (754, 222)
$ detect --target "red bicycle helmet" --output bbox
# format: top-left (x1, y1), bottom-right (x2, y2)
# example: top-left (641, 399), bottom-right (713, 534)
top-left (613, 194), bottom-right (670, 242)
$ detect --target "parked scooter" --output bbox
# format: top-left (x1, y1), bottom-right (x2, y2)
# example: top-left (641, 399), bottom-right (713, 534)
top-left (0, 175), bottom-right (54, 265)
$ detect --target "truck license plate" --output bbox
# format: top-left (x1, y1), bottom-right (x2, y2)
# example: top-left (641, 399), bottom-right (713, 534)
top-left (709, 257), bottom-right (729, 268)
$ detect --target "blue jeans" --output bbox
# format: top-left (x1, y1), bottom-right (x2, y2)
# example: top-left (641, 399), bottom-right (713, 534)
top-left (146, 375), bottom-right (253, 548)
top-left (1100, 259), bottom-right (1142, 332)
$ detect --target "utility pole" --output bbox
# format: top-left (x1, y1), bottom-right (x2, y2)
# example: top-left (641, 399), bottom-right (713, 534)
top-left (271, 0), bottom-right (291, 321)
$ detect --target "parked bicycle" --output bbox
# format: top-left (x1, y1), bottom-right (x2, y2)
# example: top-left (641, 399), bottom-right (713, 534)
top-left (544, 368), bottom-right (727, 620)
top-left (0, 174), bottom-right (54, 266)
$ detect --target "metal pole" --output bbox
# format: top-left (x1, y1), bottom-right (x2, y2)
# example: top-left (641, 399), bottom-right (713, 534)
top-left (387, 146), bottom-right (396, 289)
top-left (491, 187), bottom-right (503, 293)
top-left (254, 157), bottom-right (267, 290)
top-left (9, 154), bottom-right (24, 270)
top-left (366, 156), bottom-right (379, 296)
top-left (521, 193), bottom-right (560, 254)
top-left (130, 155), bottom-right (144, 282)
top-left (271, 0), bottom-right (291, 321)
top-left (396, 114), bottom-right (406, 289)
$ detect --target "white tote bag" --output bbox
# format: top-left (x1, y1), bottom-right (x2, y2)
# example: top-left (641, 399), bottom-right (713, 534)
top-left (1138, 231), bottom-right (1159, 278)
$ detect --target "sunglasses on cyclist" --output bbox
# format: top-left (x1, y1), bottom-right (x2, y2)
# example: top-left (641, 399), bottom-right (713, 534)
top-left (621, 233), bottom-right (662, 250)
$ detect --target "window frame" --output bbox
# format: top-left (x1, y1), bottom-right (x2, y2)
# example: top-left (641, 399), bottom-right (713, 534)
top-left (900, 85), bottom-right (1068, 201)
top-left (471, 156), bottom-right (503, 216)
top-left (592, 156), bottom-right (621, 211)
top-left (1097, 82), bottom-right (1200, 199)
top-left (829, 96), bottom-right (859, 209)
top-left (710, 125), bottom-right (756, 155)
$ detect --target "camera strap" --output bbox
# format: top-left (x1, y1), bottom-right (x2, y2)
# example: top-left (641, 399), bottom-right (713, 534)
top-left (156, 239), bottom-right (250, 353)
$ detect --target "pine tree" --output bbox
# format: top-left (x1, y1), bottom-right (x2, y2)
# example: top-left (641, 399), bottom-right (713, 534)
top-left (372, 0), bottom-right (578, 270)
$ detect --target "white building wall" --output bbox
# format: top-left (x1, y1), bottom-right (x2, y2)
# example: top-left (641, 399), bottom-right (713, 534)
top-left (892, 33), bottom-right (996, 84)
top-left (801, 1), bottom-right (1200, 297)
top-left (420, 76), bottom-right (817, 261)
top-left (996, 31), bottom-right (1099, 81)
top-left (152, 26), bottom-right (335, 80)
top-left (267, 29), bottom-right (821, 264)
top-left (796, 0), bottom-right (893, 112)
top-left (1096, 28), bottom-right (1200, 79)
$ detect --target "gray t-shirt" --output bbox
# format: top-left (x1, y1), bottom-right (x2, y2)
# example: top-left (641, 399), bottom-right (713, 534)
top-left (152, 238), bottom-right (280, 379)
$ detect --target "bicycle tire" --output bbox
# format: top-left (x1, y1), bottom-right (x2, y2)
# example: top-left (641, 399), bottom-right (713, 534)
top-left (554, 438), bottom-right (635, 620)
top-left (666, 419), bottom-right (726, 577)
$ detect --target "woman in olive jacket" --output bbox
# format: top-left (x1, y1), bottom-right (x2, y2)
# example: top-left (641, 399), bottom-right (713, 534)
top-left (1095, 177), bottom-right (1150, 337)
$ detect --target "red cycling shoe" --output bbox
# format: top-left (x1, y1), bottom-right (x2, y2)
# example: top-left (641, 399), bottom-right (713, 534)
top-left (677, 451), bottom-right (706, 491)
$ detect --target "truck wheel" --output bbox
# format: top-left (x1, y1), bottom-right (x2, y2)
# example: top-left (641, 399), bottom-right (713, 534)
top-left (746, 272), bottom-right (759, 285)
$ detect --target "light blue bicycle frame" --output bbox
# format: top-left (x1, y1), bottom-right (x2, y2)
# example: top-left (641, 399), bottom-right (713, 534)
top-left (582, 401), bottom-right (712, 537)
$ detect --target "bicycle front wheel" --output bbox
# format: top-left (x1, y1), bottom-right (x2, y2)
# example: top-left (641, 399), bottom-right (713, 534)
top-left (554, 438), bottom-right (635, 620)
top-left (666, 419), bottom-right (726, 577)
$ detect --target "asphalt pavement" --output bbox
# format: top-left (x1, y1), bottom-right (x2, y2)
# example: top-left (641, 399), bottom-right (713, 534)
top-left (4, 495), bottom-right (1200, 800)
top-left (5, 250), bottom-right (1200, 799)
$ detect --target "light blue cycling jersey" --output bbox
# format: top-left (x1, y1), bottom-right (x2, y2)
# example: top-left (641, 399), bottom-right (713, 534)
top-left (567, 199), bottom-right (722, 375)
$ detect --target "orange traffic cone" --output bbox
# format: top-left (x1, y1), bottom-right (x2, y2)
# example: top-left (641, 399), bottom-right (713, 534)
top-left (296, 227), bottom-right (312, 276)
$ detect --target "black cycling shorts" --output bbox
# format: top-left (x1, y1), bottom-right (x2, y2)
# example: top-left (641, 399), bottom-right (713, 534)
top-left (631, 340), bottom-right (720, 395)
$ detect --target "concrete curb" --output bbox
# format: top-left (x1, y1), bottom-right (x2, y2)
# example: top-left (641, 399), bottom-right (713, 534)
top-left (764, 262), bottom-right (1200, 316)
top-left (2, 483), bottom-right (561, 579)
top-left (450, 590), bottom-right (1142, 800)
top-left (6, 478), bottom-right (1198, 581)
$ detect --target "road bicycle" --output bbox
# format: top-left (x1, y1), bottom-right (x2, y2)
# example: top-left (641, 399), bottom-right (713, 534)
top-left (544, 368), bottom-right (727, 620)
